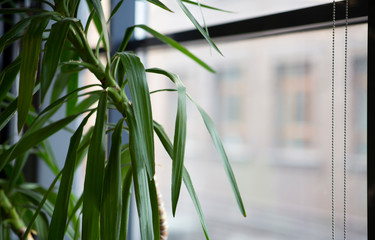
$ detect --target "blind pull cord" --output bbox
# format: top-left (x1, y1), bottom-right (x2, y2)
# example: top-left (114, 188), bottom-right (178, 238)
top-left (331, 0), bottom-right (348, 239)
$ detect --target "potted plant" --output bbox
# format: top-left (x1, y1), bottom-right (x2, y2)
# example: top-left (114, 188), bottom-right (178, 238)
top-left (0, 0), bottom-right (246, 239)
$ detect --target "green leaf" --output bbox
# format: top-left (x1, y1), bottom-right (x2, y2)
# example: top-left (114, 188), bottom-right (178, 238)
top-left (100, 119), bottom-right (124, 240)
top-left (66, 74), bottom-right (79, 116)
top-left (8, 152), bottom-right (29, 189)
top-left (146, 0), bottom-right (172, 12)
top-left (50, 41), bottom-right (80, 103)
top-left (0, 86), bottom-right (39, 132)
top-left (136, 25), bottom-right (215, 73)
top-left (82, 91), bottom-right (107, 240)
top-left (153, 121), bottom-right (210, 239)
top-left (0, 17), bottom-right (30, 54)
top-left (125, 105), bottom-right (154, 240)
top-left (146, 68), bottom-right (187, 216)
top-left (37, 141), bottom-right (60, 175)
top-left (188, 95), bottom-right (246, 217)
top-left (40, 19), bottom-right (71, 102)
top-left (182, 0), bottom-right (234, 13)
top-left (176, 0), bottom-right (222, 55)
top-left (0, 57), bottom-right (21, 104)
top-left (149, 178), bottom-right (160, 240)
top-left (0, 111), bottom-right (85, 172)
top-left (119, 167), bottom-right (132, 240)
top-left (107, 0), bottom-right (124, 23)
top-left (48, 111), bottom-right (94, 240)
top-left (21, 170), bottom-right (63, 240)
top-left (66, 194), bottom-right (83, 232)
top-left (76, 126), bottom-right (94, 169)
top-left (88, 0), bottom-right (110, 61)
top-left (0, 98), bottom-right (17, 132)
top-left (117, 52), bottom-right (155, 178)
top-left (18, 15), bottom-right (50, 132)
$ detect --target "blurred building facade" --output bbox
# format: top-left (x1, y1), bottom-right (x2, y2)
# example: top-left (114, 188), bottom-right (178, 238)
top-left (145, 17), bottom-right (367, 239)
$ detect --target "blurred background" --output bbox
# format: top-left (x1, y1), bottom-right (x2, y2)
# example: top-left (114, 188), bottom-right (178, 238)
top-left (141, 0), bottom-right (367, 239)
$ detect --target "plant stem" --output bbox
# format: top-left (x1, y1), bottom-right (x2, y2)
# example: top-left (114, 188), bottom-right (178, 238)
top-left (0, 190), bottom-right (34, 240)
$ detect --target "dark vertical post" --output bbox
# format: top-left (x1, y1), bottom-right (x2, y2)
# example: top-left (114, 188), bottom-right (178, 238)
top-left (367, 0), bottom-right (374, 237)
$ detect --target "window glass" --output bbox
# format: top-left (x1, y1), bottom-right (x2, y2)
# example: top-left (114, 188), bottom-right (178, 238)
top-left (145, 24), bottom-right (367, 239)
top-left (145, 0), bottom-right (334, 34)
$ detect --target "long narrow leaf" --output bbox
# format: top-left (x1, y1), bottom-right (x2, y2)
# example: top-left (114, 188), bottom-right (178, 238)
top-left (0, 57), bottom-right (21, 104)
top-left (146, 68), bottom-right (187, 216)
top-left (149, 178), bottom-right (161, 240)
top-left (82, 91), bottom-right (107, 240)
top-left (0, 17), bottom-right (30, 54)
top-left (18, 15), bottom-right (50, 132)
top-left (0, 111), bottom-right (85, 172)
top-left (40, 19), bottom-right (71, 101)
top-left (136, 25), bottom-right (215, 73)
top-left (188, 95), bottom-right (246, 217)
top-left (176, 0), bottom-right (222, 55)
top-left (119, 167), bottom-right (132, 240)
top-left (146, 0), bottom-right (172, 12)
top-left (21, 170), bottom-right (63, 240)
top-left (182, 0), bottom-right (234, 13)
top-left (0, 86), bottom-right (39, 132)
top-left (118, 52), bottom-right (155, 178)
top-left (153, 121), bottom-right (210, 239)
top-left (100, 119), bottom-right (124, 240)
top-left (48, 111), bottom-right (94, 240)
top-left (88, 0), bottom-right (110, 61)
top-left (126, 105), bottom-right (154, 240)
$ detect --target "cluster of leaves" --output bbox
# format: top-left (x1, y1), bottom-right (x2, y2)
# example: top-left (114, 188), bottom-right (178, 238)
top-left (0, 0), bottom-right (246, 239)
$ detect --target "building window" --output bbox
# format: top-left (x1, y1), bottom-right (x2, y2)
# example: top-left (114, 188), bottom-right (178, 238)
top-left (276, 61), bottom-right (312, 148)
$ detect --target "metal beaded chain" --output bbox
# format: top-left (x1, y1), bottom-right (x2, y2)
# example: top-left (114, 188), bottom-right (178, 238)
top-left (331, 0), bottom-right (349, 239)
top-left (331, 1), bottom-right (336, 239)
top-left (343, 0), bottom-right (349, 239)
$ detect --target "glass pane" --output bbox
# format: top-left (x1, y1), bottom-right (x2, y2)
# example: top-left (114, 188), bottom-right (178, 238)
top-left (144, 0), bottom-right (335, 34)
top-left (145, 24), bottom-right (367, 239)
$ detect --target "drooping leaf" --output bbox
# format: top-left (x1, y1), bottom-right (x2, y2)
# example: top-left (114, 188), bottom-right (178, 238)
top-left (40, 19), bottom-right (71, 102)
top-left (18, 15), bottom-right (50, 132)
top-left (188, 94), bottom-right (246, 217)
top-left (146, 0), bottom-right (172, 12)
top-left (146, 68), bottom-right (187, 216)
top-left (176, 0), bottom-right (222, 55)
top-left (82, 91), bottom-right (107, 240)
top-left (182, 0), bottom-right (234, 13)
top-left (117, 52), bottom-right (155, 178)
top-left (137, 25), bottom-right (215, 73)
top-left (48, 111), bottom-right (94, 240)
top-left (125, 105), bottom-right (154, 240)
top-left (100, 118), bottom-right (124, 240)
top-left (153, 121), bottom-right (210, 239)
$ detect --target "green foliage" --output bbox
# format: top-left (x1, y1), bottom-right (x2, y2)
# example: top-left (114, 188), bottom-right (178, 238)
top-left (0, 1), bottom-right (245, 239)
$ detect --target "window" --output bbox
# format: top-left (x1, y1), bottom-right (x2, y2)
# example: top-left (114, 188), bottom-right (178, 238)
top-left (122, 0), bottom-right (369, 239)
